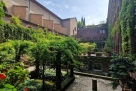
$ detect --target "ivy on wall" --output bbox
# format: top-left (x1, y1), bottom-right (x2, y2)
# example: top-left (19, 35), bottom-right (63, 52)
top-left (111, 18), bottom-right (121, 37)
top-left (107, 0), bottom-right (136, 55)
top-left (119, 0), bottom-right (136, 54)
top-left (0, 23), bottom-right (35, 42)
top-left (0, 1), bottom-right (5, 23)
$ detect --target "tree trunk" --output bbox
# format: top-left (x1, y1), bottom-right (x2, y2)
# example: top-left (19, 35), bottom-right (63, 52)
top-left (42, 60), bottom-right (45, 91)
top-left (66, 62), bottom-right (68, 74)
top-left (15, 55), bottom-right (20, 62)
top-left (56, 51), bottom-right (61, 90)
top-left (70, 59), bottom-right (74, 77)
top-left (35, 57), bottom-right (39, 78)
top-left (15, 48), bottom-right (22, 62)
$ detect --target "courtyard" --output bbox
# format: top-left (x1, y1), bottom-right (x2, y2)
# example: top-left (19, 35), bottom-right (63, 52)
top-left (66, 75), bottom-right (121, 91)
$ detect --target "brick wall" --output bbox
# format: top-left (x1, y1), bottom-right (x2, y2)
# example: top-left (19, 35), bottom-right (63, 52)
top-left (107, 0), bottom-right (122, 54)
top-left (30, 13), bottom-right (43, 26)
top-left (43, 19), bottom-right (53, 30)
top-left (13, 5), bottom-right (27, 20)
top-left (54, 23), bottom-right (61, 32)
top-left (60, 27), bottom-right (67, 35)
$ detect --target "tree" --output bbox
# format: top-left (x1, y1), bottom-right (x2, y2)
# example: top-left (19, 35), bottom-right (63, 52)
top-left (84, 17), bottom-right (86, 26)
top-left (46, 35), bottom-right (84, 90)
top-left (80, 42), bottom-right (96, 53)
top-left (0, 40), bottom-right (33, 62)
top-left (78, 16), bottom-right (86, 28)
top-left (81, 16), bottom-right (83, 24)
top-left (29, 40), bottom-right (49, 78)
top-left (110, 56), bottom-right (136, 90)
top-left (0, 9), bottom-right (85, 90)
top-left (0, 41), bottom-right (31, 88)
top-left (81, 16), bottom-right (85, 26)
top-left (99, 21), bottom-right (106, 25)
top-left (77, 21), bottom-right (84, 28)
top-left (0, 1), bottom-right (5, 23)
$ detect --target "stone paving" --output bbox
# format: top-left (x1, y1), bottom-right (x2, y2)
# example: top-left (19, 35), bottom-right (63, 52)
top-left (66, 75), bottom-right (121, 91)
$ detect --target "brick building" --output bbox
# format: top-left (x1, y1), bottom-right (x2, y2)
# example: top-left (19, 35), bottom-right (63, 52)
top-left (107, 0), bottom-right (122, 54)
top-left (2, 0), bottom-right (77, 36)
top-left (76, 24), bottom-right (108, 50)
top-left (107, 0), bottom-right (122, 27)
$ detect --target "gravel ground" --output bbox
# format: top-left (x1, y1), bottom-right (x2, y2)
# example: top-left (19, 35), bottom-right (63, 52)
top-left (66, 75), bottom-right (122, 91)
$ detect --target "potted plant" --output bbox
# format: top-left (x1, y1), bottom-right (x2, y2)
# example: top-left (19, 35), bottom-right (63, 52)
top-left (104, 47), bottom-right (112, 56)
top-left (110, 56), bottom-right (136, 91)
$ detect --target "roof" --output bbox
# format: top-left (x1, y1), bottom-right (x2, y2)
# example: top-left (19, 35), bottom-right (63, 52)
top-left (13, 5), bottom-right (28, 8)
top-left (62, 17), bottom-right (77, 21)
top-left (31, 0), bottom-right (62, 20)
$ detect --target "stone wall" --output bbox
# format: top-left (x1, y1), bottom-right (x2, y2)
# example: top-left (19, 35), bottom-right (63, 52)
top-left (30, 13), bottom-right (43, 26)
top-left (13, 5), bottom-right (27, 20)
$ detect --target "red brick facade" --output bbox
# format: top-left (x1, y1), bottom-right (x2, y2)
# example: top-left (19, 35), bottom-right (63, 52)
top-left (76, 24), bottom-right (108, 50)
top-left (107, 0), bottom-right (122, 54)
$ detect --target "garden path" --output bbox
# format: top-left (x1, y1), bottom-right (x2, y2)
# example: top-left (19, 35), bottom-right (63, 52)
top-left (66, 75), bottom-right (121, 91)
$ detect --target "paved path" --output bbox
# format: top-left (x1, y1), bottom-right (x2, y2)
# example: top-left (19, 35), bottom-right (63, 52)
top-left (66, 75), bottom-right (121, 91)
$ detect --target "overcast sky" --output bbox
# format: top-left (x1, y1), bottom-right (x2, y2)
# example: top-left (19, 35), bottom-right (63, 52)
top-left (37, 0), bottom-right (109, 25)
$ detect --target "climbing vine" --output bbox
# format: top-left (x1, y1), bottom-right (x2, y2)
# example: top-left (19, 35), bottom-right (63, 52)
top-left (119, 0), bottom-right (136, 54)
top-left (111, 17), bottom-right (121, 37)
top-left (0, 23), bottom-right (35, 42)
top-left (0, 0), bottom-right (5, 23)
top-left (9, 15), bottom-right (22, 26)
top-left (107, 0), bottom-right (136, 55)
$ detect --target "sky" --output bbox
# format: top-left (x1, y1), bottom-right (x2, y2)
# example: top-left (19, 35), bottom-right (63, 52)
top-left (37, 0), bottom-right (109, 25)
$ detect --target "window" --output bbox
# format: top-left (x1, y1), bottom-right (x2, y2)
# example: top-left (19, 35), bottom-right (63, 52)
top-left (103, 30), bottom-right (105, 33)
top-left (100, 30), bottom-right (103, 34)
